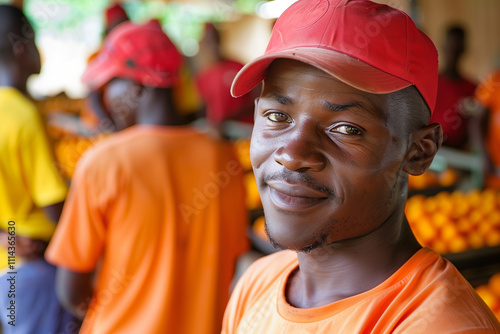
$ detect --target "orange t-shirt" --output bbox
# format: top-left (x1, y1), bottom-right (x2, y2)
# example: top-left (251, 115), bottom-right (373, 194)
top-left (223, 248), bottom-right (500, 333)
top-left (46, 125), bottom-right (249, 334)
top-left (475, 70), bottom-right (500, 168)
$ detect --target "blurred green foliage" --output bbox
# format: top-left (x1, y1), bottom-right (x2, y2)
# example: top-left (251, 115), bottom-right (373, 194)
top-left (15, 0), bottom-right (264, 49)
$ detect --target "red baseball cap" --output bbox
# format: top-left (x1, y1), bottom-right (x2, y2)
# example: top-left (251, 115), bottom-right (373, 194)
top-left (105, 3), bottom-right (129, 29)
top-left (231, 0), bottom-right (438, 113)
top-left (83, 20), bottom-right (183, 90)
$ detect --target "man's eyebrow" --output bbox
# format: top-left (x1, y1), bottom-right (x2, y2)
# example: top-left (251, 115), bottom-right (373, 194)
top-left (267, 92), bottom-right (294, 105)
top-left (322, 101), bottom-right (365, 112)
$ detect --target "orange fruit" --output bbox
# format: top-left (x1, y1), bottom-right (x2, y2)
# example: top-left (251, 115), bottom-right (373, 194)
top-left (423, 197), bottom-right (438, 214)
top-left (252, 216), bottom-right (268, 241)
top-left (234, 138), bottom-right (252, 171)
top-left (440, 224), bottom-right (459, 242)
top-left (438, 169), bottom-right (458, 187)
top-left (468, 210), bottom-right (484, 227)
top-left (486, 211), bottom-right (500, 227)
top-left (432, 212), bottom-right (451, 230)
top-left (476, 285), bottom-right (499, 310)
top-left (244, 172), bottom-right (262, 210)
top-left (405, 195), bottom-right (426, 222)
top-left (408, 174), bottom-right (427, 190)
top-left (412, 217), bottom-right (437, 245)
top-left (489, 273), bottom-right (500, 298)
top-left (467, 231), bottom-right (485, 249)
top-left (456, 218), bottom-right (473, 234)
top-left (431, 239), bottom-right (448, 254)
top-left (485, 230), bottom-right (500, 247)
top-left (447, 235), bottom-right (468, 253)
top-left (467, 190), bottom-right (483, 208)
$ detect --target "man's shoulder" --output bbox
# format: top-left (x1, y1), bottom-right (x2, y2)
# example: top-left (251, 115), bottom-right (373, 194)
top-left (0, 88), bottom-right (41, 130)
top-left (76, 127), bottom-right (144, 165)
top-left (392, 248), bottom-right (500, 332)
top-left (235, 250), bottom-right (297, 298)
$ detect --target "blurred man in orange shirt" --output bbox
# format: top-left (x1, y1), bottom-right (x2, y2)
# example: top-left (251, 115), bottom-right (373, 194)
top-left (46, 20), bottom-right (249, 334)
top-left (222, 0), bottom-right (500, 332)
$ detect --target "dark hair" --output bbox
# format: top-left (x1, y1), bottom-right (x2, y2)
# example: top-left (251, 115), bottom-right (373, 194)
top-left (446, 25), bottom-right (466, 39)
top-left (0, 5), bottom-right (34, 55)
top-left (387, 86), bottom-right (430, 136)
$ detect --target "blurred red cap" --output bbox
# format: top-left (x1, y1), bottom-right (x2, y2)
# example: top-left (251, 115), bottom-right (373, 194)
top-left (83, 20), bottom-right (183, 90)
top-left (105, 3), bottom-right (129, 29)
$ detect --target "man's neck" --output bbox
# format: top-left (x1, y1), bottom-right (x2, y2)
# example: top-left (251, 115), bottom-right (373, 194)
top-left (136, 88), bottom-right (191, 127)
top-left (0, 63), bottom-right (26, 94)
top-left (286, 211), bottom-right (421, 308)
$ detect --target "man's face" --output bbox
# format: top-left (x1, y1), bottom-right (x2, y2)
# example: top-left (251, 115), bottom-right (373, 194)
top-left (17, 21), bottom-right (41, 77)
top-left (24, 39), bottom-right (41, 76)
top-left (103, 78), bottom-right (140, 131)
top-left (251, 59), bottom-right (410, 252)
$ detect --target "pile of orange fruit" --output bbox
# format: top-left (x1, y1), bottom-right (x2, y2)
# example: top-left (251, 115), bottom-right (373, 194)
top-left (408, 169), bottom-right (459, 190)
top-left (54, 136), bottom-right (104, 179)
top-left (475, 272), bottom-right (500, 321)
top-left (253, 216), bottom-right (267, 241)
top-left (406, 189), bottom-right (500, 254)
top-left (233, 138), bottom-right (252, 172)
top-left (234, 138), bottom-right (263, 210)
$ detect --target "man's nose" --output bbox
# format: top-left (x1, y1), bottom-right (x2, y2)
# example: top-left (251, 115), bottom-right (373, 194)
top-left (273, 126), bottom-right (327, 172)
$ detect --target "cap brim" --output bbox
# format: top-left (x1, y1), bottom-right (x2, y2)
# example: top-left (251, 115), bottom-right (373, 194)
top-left (231, 47), bottom-right (412, 98)
top-left (82, 56), bottom-right (122, 91)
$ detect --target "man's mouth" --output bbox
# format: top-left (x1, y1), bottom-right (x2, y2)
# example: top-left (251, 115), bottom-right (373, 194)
top-left (266, 180), bottom-right (329, 213)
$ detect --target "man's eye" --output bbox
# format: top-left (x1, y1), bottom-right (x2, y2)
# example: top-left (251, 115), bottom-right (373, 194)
top-left (267, 112), bottom-right (290, 123)
top-left (332, 125), bottom-right (362, 135)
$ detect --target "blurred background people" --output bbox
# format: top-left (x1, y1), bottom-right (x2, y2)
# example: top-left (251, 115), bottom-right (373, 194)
top-left (0, 228), bottom-right (80, 334)
top-left (430, 25), bottom-right (477, 150)
top-left (0, 4), bottom-right (77, 333)
top-left (45, 20), bottom-right (249, 334)
top-left (84, 2), bottom-right (131, 133)
top-left (192, 23), bottom-right (257, 139)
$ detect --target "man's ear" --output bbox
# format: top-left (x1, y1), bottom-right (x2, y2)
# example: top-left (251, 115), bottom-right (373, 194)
top-left (403, 123), bottom-right (443, 176)
top-left (134, 83), bottom-right (146, 99)
top-left (11, 38), bottom-right (26, 57)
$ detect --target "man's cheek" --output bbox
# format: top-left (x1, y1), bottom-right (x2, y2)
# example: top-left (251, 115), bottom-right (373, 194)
top-left (250, 136), bottom-right (268, 168)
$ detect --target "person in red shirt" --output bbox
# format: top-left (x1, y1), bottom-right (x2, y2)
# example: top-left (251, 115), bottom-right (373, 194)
top-left (475, 70), bottom-right (500, 188)
top-left (222, 0), bottom-right (500, 332)
top-left (194, 23), bottom-right (257, 138)
top-left (430, 25), bottom-right (477, 149)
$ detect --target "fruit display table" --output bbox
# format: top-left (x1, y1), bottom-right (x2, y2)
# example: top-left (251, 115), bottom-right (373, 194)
top-left (475, 272), bottom-right (500, 321)
top-left (406, 190), bottom-right (500, 254)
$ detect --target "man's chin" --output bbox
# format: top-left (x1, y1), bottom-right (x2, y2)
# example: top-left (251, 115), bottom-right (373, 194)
top-left (267, 232), bottom-right (328, 254)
